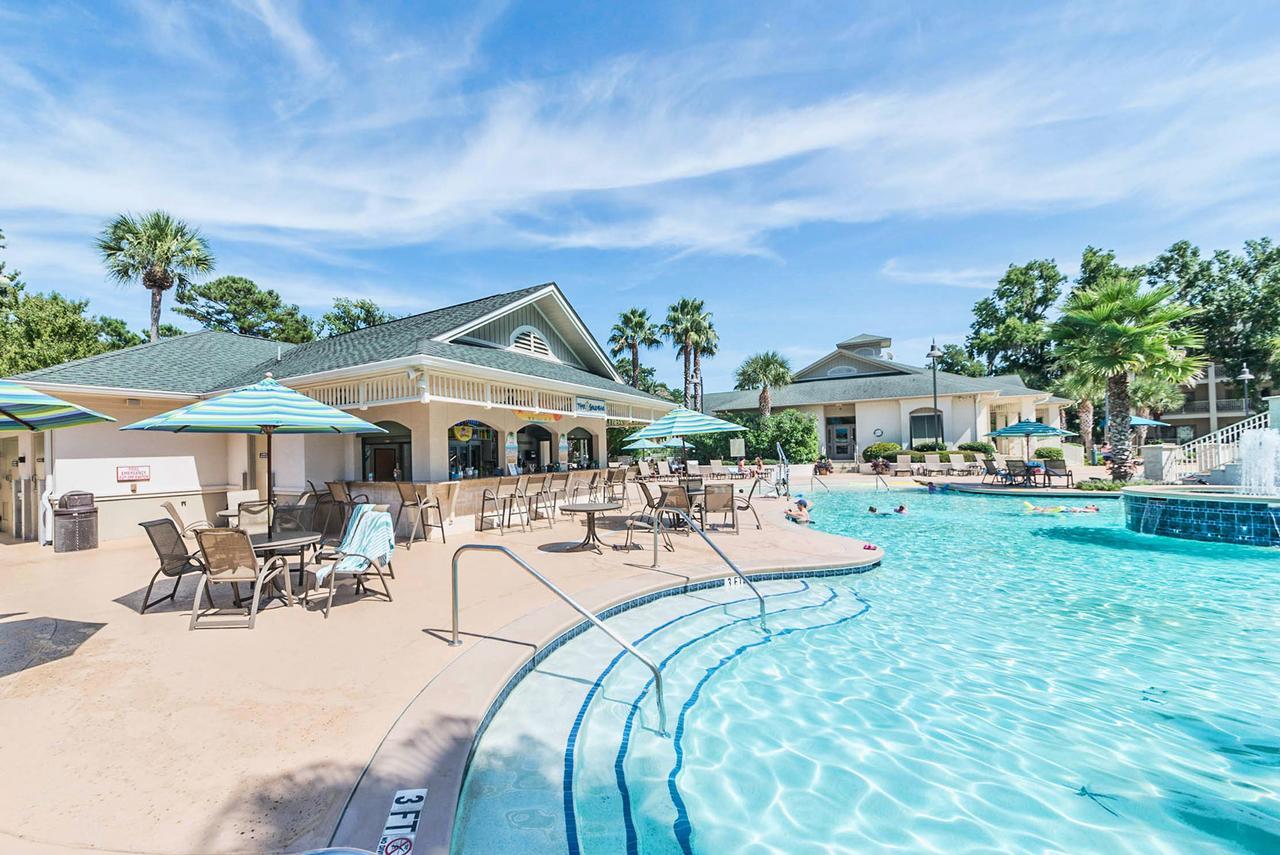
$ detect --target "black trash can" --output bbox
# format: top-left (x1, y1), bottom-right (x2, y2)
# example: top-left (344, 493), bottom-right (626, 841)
top-left (54, 491), bottom-right (98, 552)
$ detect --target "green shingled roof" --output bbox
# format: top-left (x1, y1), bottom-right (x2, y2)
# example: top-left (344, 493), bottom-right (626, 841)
top-left (12, 331), bottom-right (292, 394)
top-left (12, 282), bottom-right (666, 404)
top-left (704, 366), bottom-right (1055, 411)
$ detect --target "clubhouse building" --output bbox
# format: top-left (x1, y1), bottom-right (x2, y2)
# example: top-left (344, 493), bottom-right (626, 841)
top-left (3, 283), bottom-right (671, 542)
top-left (703, 334), bottom-right (1069, 460)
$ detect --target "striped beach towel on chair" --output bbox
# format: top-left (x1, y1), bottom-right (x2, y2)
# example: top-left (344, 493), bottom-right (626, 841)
top-left (315, 504), bottom-right (396, 585)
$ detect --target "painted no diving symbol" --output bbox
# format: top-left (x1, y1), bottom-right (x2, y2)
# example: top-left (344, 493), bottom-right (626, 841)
top-left (384, 837), bottom-right (413, 855)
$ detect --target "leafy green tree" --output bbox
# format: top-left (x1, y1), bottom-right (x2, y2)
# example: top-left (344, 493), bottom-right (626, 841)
top-left (767, 408), bottom-right (820, 462)
top-left (936, 344), bottom-right (986, 377)
top-left (0, 288), bottom-right (105, 375)
top-left (1144, 238), bottom-right (1280, 379)
top-left (317, 298), bottom-right (397, 337)
top-left (1052, 274), bottom-right (1204, 480)
top-left (1074, 246), bottom-right (1140, 294)
top-left (97, 211), bottom-right (215, 342)
top-left (613, 357), bottom-right (681, 402)
top-left (174, 275), bottom-right (315, 343)
top-left (608, 308), bottom-right (662, 388)
top-left (733, 351), bottom-right (793, 416)
top-left (95, 316), bottom-right (183, 350)
top-left (966, 259), bottom-right (1065, 388)
top-left (662, 298), bottom-right (708, 406)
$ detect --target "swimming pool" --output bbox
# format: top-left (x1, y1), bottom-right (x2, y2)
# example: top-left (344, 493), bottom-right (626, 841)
top-left (452, 488), bottom-right (1280, 853)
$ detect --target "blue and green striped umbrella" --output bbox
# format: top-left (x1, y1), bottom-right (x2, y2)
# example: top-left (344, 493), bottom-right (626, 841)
top-left (622, 436), bottom-right (661, 450)
top-left (987, 419), bottom-right (1074, 460)
top-left (628, 407), bottom-right (744, 441)
top-left (123, 375), bottom-right (384, 518)
top-left (0, 379), bottom-right (116, 432)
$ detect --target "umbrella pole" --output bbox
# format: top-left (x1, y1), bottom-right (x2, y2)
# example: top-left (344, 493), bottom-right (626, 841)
top-left (264, 426), bottom-right (275, 535)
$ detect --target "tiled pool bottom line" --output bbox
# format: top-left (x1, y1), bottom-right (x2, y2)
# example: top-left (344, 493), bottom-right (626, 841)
top-left (457, 562), bottom-right (880, 802)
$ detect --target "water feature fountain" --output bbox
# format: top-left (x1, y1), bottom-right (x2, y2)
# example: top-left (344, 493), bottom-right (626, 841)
top-left (1123, 398), bottom-right (1280, 546)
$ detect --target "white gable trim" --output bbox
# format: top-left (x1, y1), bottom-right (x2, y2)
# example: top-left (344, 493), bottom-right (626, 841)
top-left (433, 284), bottom-right (620, 382)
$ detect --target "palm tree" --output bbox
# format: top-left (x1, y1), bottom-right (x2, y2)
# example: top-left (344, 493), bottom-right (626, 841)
top-left (661, 298), bottom-right (706, 405)
top-left (98, 211), bottom-right (214, 342)
top-left (691, 312), bottom-right (718, 411)
top-left (607, 308), bottom-right (661, 388)
top-left (734, 351), bottom-right (793, 416)
top-left (1052, 273), bottom-right (1204, 480)
top-left (1052, 370), bottom-right (1104, 460)
top-left (1130, 374), bottom-right (1189, 448)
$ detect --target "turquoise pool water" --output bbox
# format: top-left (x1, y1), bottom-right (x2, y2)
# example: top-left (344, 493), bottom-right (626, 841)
top-left (452, 488), bottom-right (1280, 853)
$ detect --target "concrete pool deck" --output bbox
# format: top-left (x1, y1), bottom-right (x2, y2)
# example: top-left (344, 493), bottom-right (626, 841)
top-left (0, 483), bottom-right (879, 854)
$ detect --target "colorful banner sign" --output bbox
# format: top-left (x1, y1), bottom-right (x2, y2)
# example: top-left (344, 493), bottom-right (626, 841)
top-left (513, 410), bottom-right (562, 423)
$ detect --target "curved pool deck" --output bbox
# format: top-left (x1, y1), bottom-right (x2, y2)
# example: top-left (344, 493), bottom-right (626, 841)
top-left (0, 483), bottom-right (877, 855)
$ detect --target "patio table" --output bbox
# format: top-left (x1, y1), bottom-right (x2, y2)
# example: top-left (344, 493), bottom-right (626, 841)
top-left (558, 501), bottom-right (622, 553)
top-left (250, 530), bottom-right (323, 597)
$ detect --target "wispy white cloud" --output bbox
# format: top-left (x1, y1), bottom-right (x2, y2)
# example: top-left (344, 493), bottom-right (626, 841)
top-left (879, 259), bottom-right (1003, 290)
top-left (2, 2), bottom-right (1278, 277)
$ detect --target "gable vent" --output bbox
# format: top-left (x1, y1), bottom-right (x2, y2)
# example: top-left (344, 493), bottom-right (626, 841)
top-left (510, 326), bottom-right (553, 359)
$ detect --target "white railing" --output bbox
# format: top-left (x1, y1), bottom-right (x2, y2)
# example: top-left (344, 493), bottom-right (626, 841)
top-left (1163, 410), bottom-right (1272, 482)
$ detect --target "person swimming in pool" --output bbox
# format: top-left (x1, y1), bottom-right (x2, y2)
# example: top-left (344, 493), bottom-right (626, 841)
top-left (1066, 504), bottom-right (1101, 513)
top-left (786, 498), bottom-right (811, 524)
top-left (894, 504), bottom-right (908, 514)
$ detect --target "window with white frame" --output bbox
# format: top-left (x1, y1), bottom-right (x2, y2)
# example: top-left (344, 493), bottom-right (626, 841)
top-left (509, 325), bottom-right (554, 359)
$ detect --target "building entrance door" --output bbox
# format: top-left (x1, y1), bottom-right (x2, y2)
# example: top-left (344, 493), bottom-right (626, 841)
top-left (371, 447), bottom-right (398, 481)
top-left (825, 418), bottom-right (856, 459)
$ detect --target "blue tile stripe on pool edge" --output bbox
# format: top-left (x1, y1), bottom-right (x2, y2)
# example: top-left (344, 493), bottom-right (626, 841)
top-left (562, 580), bottom-right (813, 854)
top-left (665, 589), bottom-right (872, 854)
top-left (612, 587), bottom-right (844, 855)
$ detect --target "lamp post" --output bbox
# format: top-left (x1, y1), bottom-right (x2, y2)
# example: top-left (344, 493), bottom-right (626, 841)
top-left (926, 339), bottom-right (943, 445)
top-left (1238, 365), bottom-right (1254, 416)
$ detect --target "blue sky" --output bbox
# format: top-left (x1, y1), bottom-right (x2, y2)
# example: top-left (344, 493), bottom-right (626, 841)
top-left (2, 1), bottom-right (1278, 391)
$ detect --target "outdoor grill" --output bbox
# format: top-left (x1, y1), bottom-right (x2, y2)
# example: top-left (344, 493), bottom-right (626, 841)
top-left (53, 491), bottom-right (98, 552)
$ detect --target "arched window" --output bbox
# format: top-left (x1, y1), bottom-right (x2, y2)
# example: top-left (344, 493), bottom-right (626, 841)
top-left (509, 325), bottom-right (553, 359)
top-left (516, 424), bottom-right (554, 472)
top-left (567, 427), bottom-right (596, 469)
top-left (361, 420), bottom-right (411, 481)
top-left (448, 420), bottom-right (500, 479)
top-left (909, 407), bottom-right (943, 448)
top-left (826, 364), bottom-right (857, 377)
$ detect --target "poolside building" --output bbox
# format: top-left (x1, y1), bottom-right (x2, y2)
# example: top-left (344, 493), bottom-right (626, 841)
top-left (703, 333), bottom-right (1069, 459)
top-left (3, 283), bottom-right (671, 542)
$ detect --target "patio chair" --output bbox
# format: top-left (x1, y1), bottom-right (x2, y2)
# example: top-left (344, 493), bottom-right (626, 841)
top-left (162, 500), bottom-right (213, 541)
top-left (624, 480), bottom-right (675, 551)
top-left (307, 505), bottom-right (395, 618)
top-left (657, 483), bottom-right (697, 532)
top-left (326, 481), bottom-right (369, 533)
top-left (734, 478), bottom-right (763, 530)
top-left (892, 454), bottom-right (915, 476)
top-left (236, 501), bottom-right (273, 535)
top-left (1005, 459), bottom-right (1039, 487)
top-left (479, 476), bottom-right (527, 533)
top-left (570, 471), bottom-right (601, 503)
top-left (947, 454), bottom-right (975, 476)
top-left (138, 519), bottom-right (212, 613)
top-left (190, 528), bottom-right (293, 630)
top-left (981, 458), bottom-right (1011, 485)
top-left (701, 483), bottom-right (738, 533)
top-left (525, 474), bottom-right (556, 528)
top-left (275, 490), bottom-right (318, 533)
top-left (603, 466), bottom-right (630, 507)
top-left (1043, 458), bottom-right (1075, 487)
top-left (708, 459), bottom-right (728, 479)
top-left (680, 476), bottom-right (704, 499)
top-left (923, 454), bottom-right (947, 476)
top-left (656, 460), bottom-right (676, 481)
top-left (685, 461), bottom-right (702, 478)
top-left (394, 482), bottom-right (445, 548)
top-left (546, 472), bottom-right (571, 517)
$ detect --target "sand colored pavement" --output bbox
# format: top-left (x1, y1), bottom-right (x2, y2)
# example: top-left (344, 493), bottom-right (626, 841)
top-left (0, 482), bottom-right (879, 854)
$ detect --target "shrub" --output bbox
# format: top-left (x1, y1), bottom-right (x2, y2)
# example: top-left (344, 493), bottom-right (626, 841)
top-left (911, 440), bottom-right (947, 452)
top-left (1033, 447), bottom-right (1064, 460)
top-left (1076, 478), bottom-right (1154, 491)
top-left (862, 441), bottom-right (902, 462)
top-left (768, 409), bottom-right (821, 463)
top-left (957, 440), bottom-right (996, 457)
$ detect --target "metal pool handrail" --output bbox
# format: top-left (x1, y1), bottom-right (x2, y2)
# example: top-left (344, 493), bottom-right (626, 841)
top-left (658, 507), bottom-right (768, 632)
top-left (449, 543), bottom-right (668, 736)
